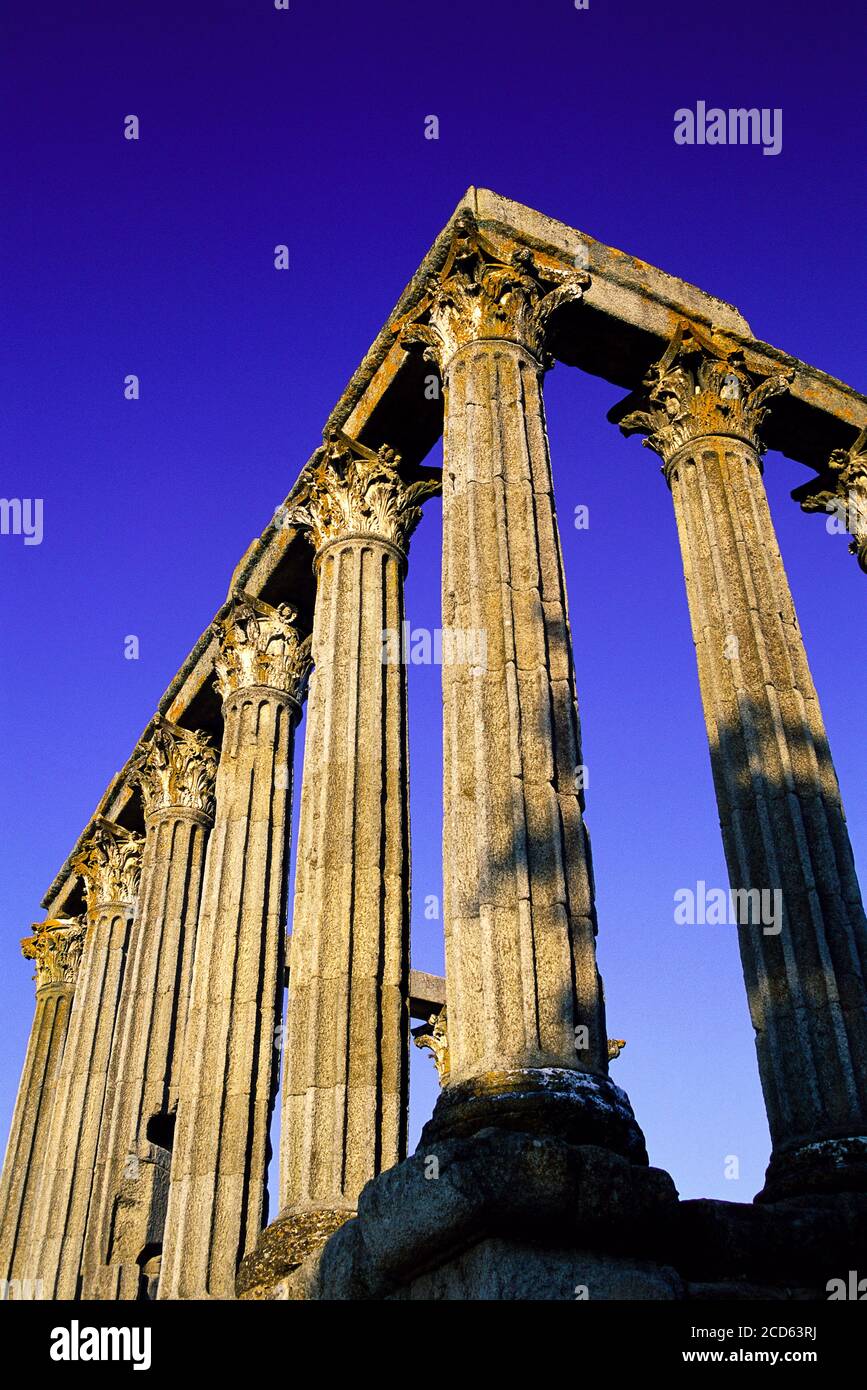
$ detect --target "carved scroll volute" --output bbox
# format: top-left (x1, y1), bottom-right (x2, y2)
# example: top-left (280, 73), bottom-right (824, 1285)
top-left (212, 591), bottom-right (312, 703)
top-left (21, 916), bottom-right (87, 993)
top-left (72, 819), bottom-right (143, 916)
top-left (287, 430), bottom-right (440, 557)
top-left (393, 209), bottom-right (590, 371)
top-left (616, 321), bottom-right (794, 473)
top-left (132, 716), bottom-right (218, 822)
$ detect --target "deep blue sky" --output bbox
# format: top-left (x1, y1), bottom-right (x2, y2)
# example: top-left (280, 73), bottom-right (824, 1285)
top-left (1, 0), bottom-right (864, 1210)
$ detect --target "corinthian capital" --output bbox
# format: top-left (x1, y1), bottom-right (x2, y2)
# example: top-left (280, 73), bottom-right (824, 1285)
top-left (73, 819), bottom-right (143, 914)
top-left (412, 1006), bottom-right (450, 1084)
top-left (794, 426), bottom-right (867, 574)
top-left (213, 591), bottom-right (312, 702)
top-left (21, 916), bottom-right (87, 992)
top-left (288, 430), bottom-right (440, 555)
top-left (394, 210), bottom-right (589, 370)
top-left (132, 715), bottom-right (219, 820)
top-left (613, 322), bottom-right (794, 469)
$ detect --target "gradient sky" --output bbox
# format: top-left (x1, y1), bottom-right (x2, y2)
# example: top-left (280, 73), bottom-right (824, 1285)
top-left (1, 0), bottom-right (864, 1214)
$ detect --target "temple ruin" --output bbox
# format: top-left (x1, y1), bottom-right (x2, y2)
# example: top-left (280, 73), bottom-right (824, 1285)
top-left (2, 189), bottom-right (865, 1301)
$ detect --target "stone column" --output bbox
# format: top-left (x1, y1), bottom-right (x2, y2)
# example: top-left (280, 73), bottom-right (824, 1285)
top-left (613, 322), bottom-right (867, 1200)
top-left (82, 718), bottom-right (217, 1299)
top-left (238, 433), bottom-right (437, 1290)
top-left (158, 593), bottom-right (310, 1300)
top-left (0, 917), bottom-right (86, 1293)
top-left (397, 211), bottom-right (646, 1157)
top-left (26, 821), bottom-right (143, 1298)
top-left (794, 425), bottom-right (867, 575)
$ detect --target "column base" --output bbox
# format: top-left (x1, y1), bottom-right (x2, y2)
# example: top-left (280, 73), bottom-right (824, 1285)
top-left (236, 1206), bottom-right (355, 1300)
top-left (261, 1129), bottom-right (677, 1300)
top-left (755, 1134), bottom-right (867, 1204)
top-left (420, 1066), bottom-right (648, 1164)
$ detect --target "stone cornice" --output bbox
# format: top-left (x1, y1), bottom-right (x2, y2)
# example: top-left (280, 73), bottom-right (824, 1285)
top-left (612, 321), bottom-right (793, 471)
top-left (289, 430), bottom-right (440, 556)
top-left (213, 591), bottom-right (312, 703)
top-left (21, 916), bottom-right (87, 993)
top-left (132, 715), bottom-right (219, 821)
top-left (394, 209), bottom-right (590, 372)
top-left (72, 819), bottom-right (143, 915)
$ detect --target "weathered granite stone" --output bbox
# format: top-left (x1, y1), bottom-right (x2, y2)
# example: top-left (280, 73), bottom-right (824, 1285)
top-left (25, 822), bottom-right (143, 1298)
top-left (398, 210), bottom-right (648, 1157)
top-left (82, 719), bottom-right (217, 1299)
top-left (390, 1241), bottom-right (683, 1301)
top-left (239, 432), bottom-right (438, 1290)
top-left (236, 1208), bottom-right (355, 1300)
top-left (685, 1281), bottom-right (819, 1301)
top-left (263, 1130), bottom-right (678, 1300)
top-left (158, 596), bottom-right (310, 1300)
top-left (0, 917), bottom-right (86, 1287)
top-left (613, 322), bottom-right (867, 1202)
top-left (263, 1140), bottom-right (867, 1301)
top-left (665, 1192), bottom-right (867, 1285)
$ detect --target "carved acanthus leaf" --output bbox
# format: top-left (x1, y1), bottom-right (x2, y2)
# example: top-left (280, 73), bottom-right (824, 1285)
top-left (412, 1006), bottom-right (450, 1084)
top-left (394, 210), bottom-right (590, 370)
top-left (616, 321), bottom-right (794, 466)
top-left (72, 819), bottom-right (143, 914)
top-left (132, 716), bottom-right (218, 820)
top-left (797, 426), bottom-right (867, 573)
top-left (21, 916), bottom-right (87, 992)
top-left (213, 591), bottom-right (313, 701)
top-left (288, 430), bottom-right (440, 554)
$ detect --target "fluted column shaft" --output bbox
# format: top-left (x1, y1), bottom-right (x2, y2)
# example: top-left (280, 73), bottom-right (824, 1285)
top-left (0, 919), bottom-right (85, 1291)
top-left (398, 213), bottom-right (645, 1156)
top-left (159, 595), bottom-right (309, 1299)
top-left (442, 339), bottom-right (607, 1077)
top-left (617, 323), bottom-right (867, 1199)
top-left (25, 822), bottom-right (143, 1299)
top-left (280, 535), bottom-right (410, 1222)
top-left (83, 719), bottom-right (216, 1299)
top-left (671, 439), bottom-right (867, 1192)
top-left (234, 435), bottom-right (435, 1294)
